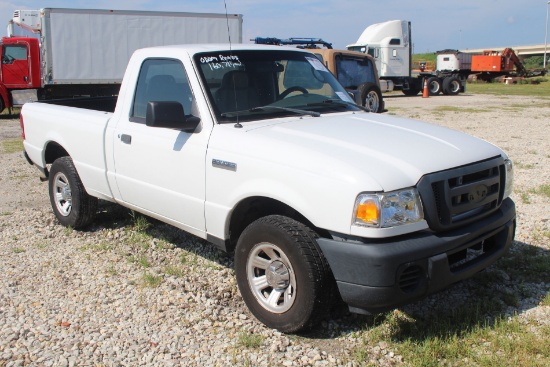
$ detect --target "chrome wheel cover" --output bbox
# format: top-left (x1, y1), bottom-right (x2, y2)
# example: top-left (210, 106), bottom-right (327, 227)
top-left (246, 242), bottom-right (296, 313)
top-left (52, 172), bottom-right (72, 216)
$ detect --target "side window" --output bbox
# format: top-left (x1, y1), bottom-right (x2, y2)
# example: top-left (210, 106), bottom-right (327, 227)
top-left (131, 58), bottom-right (195, 121)
top-left (335, 56), bottom-right (375, 89)
top-left (2, 45), bottom-right (27, 64)
top-left (282, 59), bottom-right (324, 90)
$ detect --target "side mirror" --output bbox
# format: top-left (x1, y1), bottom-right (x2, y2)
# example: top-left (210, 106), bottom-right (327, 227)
top-left (146, 101), bottom-right (200, 132)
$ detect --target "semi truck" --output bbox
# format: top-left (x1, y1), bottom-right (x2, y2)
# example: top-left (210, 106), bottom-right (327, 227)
top-left (0, 8), bottom-right (243, 112)
top-left (21, 43), bottom-right (515, 332)
top-left (347, 20), bottom-right (469, 96)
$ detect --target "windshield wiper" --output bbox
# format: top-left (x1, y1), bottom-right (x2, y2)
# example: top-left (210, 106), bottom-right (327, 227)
top-left (250, 105), bottom-right (320, 117)
top-left (307, 98), bottom-right (369, 112)
top-left (221, 105), bottom-right (320, 118)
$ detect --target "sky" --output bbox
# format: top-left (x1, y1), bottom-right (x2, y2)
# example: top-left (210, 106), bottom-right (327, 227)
top-left (0, 0), bottom-right (548, 53)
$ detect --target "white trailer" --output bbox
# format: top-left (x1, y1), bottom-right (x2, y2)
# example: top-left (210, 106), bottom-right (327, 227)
top-left (4, 8), bottom-right (243, 102)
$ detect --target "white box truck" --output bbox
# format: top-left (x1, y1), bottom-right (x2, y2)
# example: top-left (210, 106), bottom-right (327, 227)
top-left (1, 8), bottom-right (243, 111)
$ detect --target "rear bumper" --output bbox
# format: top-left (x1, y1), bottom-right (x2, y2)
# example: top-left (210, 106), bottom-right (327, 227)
top-left (317, 198), bottom-right (516, 314)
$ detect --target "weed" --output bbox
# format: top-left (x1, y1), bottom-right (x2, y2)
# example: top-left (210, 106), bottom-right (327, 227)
top-left (514, 161), bottom-right (535, 169)
top-left (64, 226), bottom-right (74, 236)
top-left (542, 293), bottom-right (550, 306)
top-left (138, 255), bottom-right (150, 268)
top-left (0, 211), bottom-right (12, 216)
top-left (13, 248), bottom-right (26, 254)
top-left (106, 266), bottom-right (118, 276)
top-left (238, 332), bottom-right (264, 349)
top-left (520, 192), bottom-right (531, 204)
top-left (130, 211), bottom-right (150, 232)
top-left (34, 242), bottom-right (48, 250)
top-left (164, 266), bottom-right (184, 277)
top-left (142, 272), bottom-right (162, 288)
top-left (531, 184), bottom-right (550, 199)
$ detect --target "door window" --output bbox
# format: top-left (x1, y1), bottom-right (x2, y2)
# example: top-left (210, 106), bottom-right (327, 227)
top-left (2, 45), bottom-right (27, 64)
top-left (131, 58), bottom-right (196, 122)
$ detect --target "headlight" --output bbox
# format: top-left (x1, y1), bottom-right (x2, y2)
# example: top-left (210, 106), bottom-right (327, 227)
top-left (353, 188), bottom-right (424, 228)
top-left (503, 159), bottom-right (514, 199)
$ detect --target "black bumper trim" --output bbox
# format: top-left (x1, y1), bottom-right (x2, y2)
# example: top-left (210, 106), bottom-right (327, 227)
top-left (317, 198), bottom-right (515, 313)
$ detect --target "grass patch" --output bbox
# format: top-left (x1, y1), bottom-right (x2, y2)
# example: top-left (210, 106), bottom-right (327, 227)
top-left (520, 192), bottom-right (531, 204)
top-left (142, 272), bottom-right (162, 288)
top-left (466, 79), bottom-right (550, 97)
top-left (1, 138), bottom-right (23, 154)
top-left (499, 247), bottom-right (550, 283)
top-left (530, 184), bottom-right (550, 199)
top-left (130, 211), bottom-right (150, 232)
top-left (138, 255), bottom-right (150, 268)
top-left (238, 332), bottom-right (264, 349)
top-left (164, 266), bottom-right (185, 277)
top-left (352, 309), bottom-right (550, 367)
top-left (514, 161), bottom-right (535, 170)
top-left (542, 293), bottom-right (550, 306)
top-left (433, 106), bottom-right (492, 113)
top-left (13, 248), bottom-right (25, 253)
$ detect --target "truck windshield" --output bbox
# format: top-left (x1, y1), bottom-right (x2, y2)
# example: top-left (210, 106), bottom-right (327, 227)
top-left (194, 50), bottom-right (361, 123)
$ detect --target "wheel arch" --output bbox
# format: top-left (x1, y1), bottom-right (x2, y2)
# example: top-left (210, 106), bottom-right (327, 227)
top-left (226, 196), bottom-right (330, 253)
top-left (44, 141), bottom-right (70, 166)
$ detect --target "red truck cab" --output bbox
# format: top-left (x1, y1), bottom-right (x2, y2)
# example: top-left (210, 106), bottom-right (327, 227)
top-left (0, 36), bottom-right (41, 110)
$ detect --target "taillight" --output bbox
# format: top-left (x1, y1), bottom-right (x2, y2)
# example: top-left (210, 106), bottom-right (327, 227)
top-left (19, 113), bottom-right (25, 139)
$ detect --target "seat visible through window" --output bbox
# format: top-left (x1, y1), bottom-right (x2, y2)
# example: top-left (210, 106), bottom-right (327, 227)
top-left (215, 70), bottom-right (259, 113)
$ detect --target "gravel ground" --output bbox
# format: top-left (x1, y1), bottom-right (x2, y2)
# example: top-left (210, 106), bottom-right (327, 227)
top-left (1, 92), bottom-right (549, 366)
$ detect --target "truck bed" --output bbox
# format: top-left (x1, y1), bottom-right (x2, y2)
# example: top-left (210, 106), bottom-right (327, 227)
top-left (43, 96), bottom-right (117, 113)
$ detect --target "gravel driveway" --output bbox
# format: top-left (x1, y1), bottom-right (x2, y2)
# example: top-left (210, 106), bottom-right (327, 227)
top-left (1, 93), bottom-right (549, 366)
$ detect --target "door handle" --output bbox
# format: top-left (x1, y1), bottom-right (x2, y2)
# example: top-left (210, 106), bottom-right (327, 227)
top-left (120, 134), bottom-right (132, 144)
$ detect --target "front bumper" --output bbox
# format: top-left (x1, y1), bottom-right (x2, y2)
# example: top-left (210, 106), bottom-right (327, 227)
top-left (317, 198), bottom-right (516, 314)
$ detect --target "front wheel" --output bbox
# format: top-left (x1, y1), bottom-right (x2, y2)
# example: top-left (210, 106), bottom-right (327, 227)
top-left (358, 83), bottom-right (383, 113)
top-left (49, 156), bottom-right (97, 229)
top-left (235, 215), bottom-right (334, 332)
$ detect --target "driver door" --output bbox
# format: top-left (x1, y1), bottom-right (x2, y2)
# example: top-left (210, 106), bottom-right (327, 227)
top-left (112, 58), bottom-right (208, 234)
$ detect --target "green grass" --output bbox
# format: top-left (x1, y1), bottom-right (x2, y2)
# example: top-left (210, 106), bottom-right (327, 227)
top-left (466, 78), bottom-right (550, 97)
top-left (433, 106), bottom-right (492, 113)
top-left (1, 138), bottom-right (23, 154)
top-left (142, 272), bottom-right (162, 288)
top-left (352, 309), bottom-right (550, 367)
top-left (13, 248), bottom-right (26, 253)
top-left (531, 184), bottom-right (550, 199)
top-left (237, 332), bottom-right (264, 349)
top-left (130, 211), bottom-right (151, 232)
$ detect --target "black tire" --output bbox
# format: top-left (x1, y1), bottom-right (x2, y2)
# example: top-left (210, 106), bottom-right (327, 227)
top-left (402, 88), bottom-right (421, 96)
top-left (427, 77), bottom-right (442, 95)
top-left (358, 83), bottom-right (383, 113)
top-left (235, 215), bottom-right (333, 333)
top-left (443, 76), bottom-right (461, 95)
top-left (49, 156), bottom-right (97, 229)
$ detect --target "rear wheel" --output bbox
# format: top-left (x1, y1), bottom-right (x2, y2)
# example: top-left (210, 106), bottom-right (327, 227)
top-left (358, 83), bottom-right (383, 113)
top-left (427, 77), bottom-right (442, 95)
top-left (49, 156), bottom-right (97, 229)
top-left (235, 215), bottom-right (333, 332)
top-left (443, 76), bottom-right (461, 95)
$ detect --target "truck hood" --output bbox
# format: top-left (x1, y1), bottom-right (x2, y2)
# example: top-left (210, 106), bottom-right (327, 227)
top-left (233, 111), bottom-right (504, 192)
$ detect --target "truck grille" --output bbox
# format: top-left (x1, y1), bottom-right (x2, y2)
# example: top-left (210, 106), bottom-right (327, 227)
top-left (417, 157), bottom-right (506, 232)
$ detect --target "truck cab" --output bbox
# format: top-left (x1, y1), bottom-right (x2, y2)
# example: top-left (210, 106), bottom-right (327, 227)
top-left (0, 37), bottom-right (41, 110)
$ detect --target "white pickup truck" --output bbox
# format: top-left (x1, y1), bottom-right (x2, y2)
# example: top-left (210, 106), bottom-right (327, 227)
top-left (21, 44), bottom-right (516, 333)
